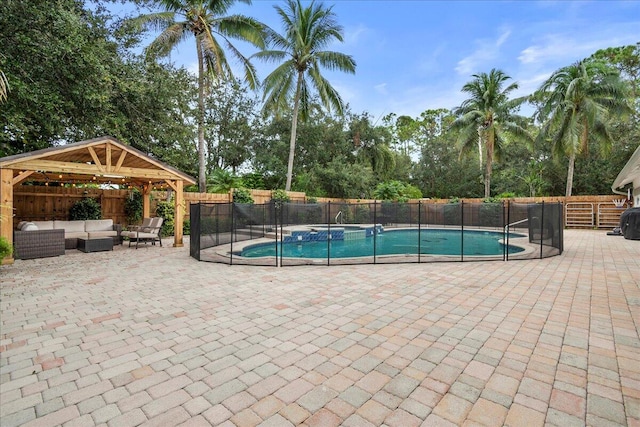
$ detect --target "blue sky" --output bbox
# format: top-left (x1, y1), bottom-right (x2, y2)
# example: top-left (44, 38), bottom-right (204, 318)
top-left (115, 0), bottom-right (640, 121)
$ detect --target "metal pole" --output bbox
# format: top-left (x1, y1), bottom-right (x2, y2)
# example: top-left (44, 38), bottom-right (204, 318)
top-left (460, 201), bottom-right (464, 262)
top-left (418, 201), bottom-right (422, 263)
top-left (540, 201), bottom-right (545, 259)
top-left (230, 202), bottom-right (234, 266)
top-left (327, 201), bottom-right (331, 266)
top-left (373, 201), bottom-right (377, 264)
top-left (505, 201), bottom-right (510, 261)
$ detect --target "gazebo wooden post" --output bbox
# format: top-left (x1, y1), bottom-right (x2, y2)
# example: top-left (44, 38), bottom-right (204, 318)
top-left (174, 180), bottom-right (184, 247)
top-left (142, 183), bottom-right (152, 219)
top-left (1, 168), bottom-right (15, 264)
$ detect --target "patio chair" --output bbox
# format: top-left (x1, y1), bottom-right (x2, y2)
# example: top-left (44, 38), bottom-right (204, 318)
top-left (122, 217), bottom-right (164, 249)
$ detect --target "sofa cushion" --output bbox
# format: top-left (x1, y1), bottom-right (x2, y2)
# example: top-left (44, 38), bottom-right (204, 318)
top-left (65, 231), bottom-right (89, 239)
top-left (54, 220), bottom-right (85, 233)
top-left (85, 219), bottom-right (113, 232)
top-left (87, 231), bottom-right (117, 239)
top-left (32, 221), bottom-right (54, 230)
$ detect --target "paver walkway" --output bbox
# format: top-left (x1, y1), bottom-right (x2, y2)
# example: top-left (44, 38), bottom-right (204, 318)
top-left (1, 230), bottom-right (639, 426)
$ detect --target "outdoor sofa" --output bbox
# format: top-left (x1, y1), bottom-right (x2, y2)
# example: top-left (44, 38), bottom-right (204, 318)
top-left (14, 219), bottom-right (122, 259)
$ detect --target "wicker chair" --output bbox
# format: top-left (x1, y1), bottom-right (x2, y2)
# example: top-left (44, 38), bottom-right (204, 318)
top-left (122, 217), bottom-right (164, 249)
top-left (13, 229), bottom-right (65, 260)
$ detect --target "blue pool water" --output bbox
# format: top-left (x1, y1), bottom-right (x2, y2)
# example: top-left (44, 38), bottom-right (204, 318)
top-left (241, 229), bottom-right (525, 258)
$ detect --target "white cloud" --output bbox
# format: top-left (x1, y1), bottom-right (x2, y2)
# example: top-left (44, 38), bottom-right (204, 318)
top-left (455, 28), bottom-right (512, 76)
top-left (374, 83), bottom-right (388, 95)
top-left (343, 23), bottom-right (369, 46)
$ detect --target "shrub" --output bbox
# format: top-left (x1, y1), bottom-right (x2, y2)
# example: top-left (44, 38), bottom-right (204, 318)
top-left (272, 189), bottom-right (290, 208)
top-left (69, 197), bottom-right (101, 220)
top-left (124, 189), bottom-right (143, 224)
top-left (241, 173), bottom-right (265, 190)
top-left (183, 219), bottom-right (190, 236)
top-left (0, 236), bottom-right (12, 263)
top-left (156, 200), bottom-right (174, 237)
top-left (233, 188), bottom-right (254, 204)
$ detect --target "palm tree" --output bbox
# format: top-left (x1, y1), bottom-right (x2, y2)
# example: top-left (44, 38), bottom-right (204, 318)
top-left (451, 69), bottom-right (531, 198)
top-left (534, 60), bottom-right (630, 197)
top-left (0, 69), bottom-right (8, 103)
top-left (254, 0), bottom-right (356, 191)
top-left (131, 0), bottom-right (267, 192)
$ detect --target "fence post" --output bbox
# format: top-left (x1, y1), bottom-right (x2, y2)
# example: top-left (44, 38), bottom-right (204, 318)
top-left (418, 201), bottom-right (422, 263)
top-left (373, 201), bottom-right (378, 264)
top-left (460, 201), bottom-right (464, 262)
top-left (327, 201), bottom-right (331, 266)
top-left (230, 202), bottom-right (234, 266)
top-left (540, 201), bottom-right (545, 259)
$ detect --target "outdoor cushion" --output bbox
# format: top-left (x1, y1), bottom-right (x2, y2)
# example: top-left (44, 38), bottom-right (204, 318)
top-left (21, 222), bottom-right (38, 231)
top-left (32, 221), bottom-right (54, 230)
top-left (54, 220), bottom-right (85, 233)
top-left (87, 230), bottom-right (117, 239)
top-left (65, 231), bottom-right (89, 239)
top-left (85, 219), bottom-right (114, 232)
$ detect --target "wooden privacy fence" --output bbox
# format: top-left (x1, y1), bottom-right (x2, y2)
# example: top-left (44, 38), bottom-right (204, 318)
top-left (11, 187), bottom-right (629, 230)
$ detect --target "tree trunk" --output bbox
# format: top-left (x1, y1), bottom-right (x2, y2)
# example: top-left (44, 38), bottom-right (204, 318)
top-left (197, 39), bottom-right (206, 193)
top-left (484, 129), bottom-right (494, 199)
top-left (285, 72), bottom-right (303, 191)
top-left (565, 153), bottom-right (575, 198)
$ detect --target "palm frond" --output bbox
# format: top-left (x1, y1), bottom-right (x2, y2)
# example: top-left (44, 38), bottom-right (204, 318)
top-left (315, 51), bottom-right (356, 73)
top-left (146, 23), bottom-right (189, 58)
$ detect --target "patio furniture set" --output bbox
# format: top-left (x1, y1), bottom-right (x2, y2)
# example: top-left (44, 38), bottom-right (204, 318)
top-left (13, 217), bottom-right (163, 259)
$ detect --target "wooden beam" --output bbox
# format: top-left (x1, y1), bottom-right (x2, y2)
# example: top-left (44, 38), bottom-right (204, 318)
top-left (114, 150), bottom-right (127, 172)
top-left (106, 144), bottom-right (112, 172)
top-left (13, 170), bottom-right (34, 185)
top-left (1, 168), bottom-right (15, 264)
top-left (87, 147), bottom-right (104, 172)
top-left (173, 180), bottom-right (184, 247)
top-left (164, 179), bottom-right (178, 192)
top-left (142, 184), bottom-right (152, 219)
top-left (12, 160), bottom-right (182, 181)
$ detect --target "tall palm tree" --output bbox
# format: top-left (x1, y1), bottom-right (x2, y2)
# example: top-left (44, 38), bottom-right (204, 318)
top-left (534, 60), bottom-right (630, 197)
top-left (254, 0), bottom-right (356, 191)
top-left (451, 69), bottom-right (530, 198)
top-left (0, 69), bottom-right (8, 103)
top-left (131, 0), bottom-right (266, 192)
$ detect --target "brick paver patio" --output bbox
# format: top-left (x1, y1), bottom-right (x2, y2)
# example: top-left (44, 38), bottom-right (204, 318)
top-left (1, 229), bottom-right (639, 426)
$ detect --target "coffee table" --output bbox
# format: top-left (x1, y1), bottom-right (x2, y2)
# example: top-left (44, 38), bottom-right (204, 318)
top-left (77, 237), bottom-right (113, 253)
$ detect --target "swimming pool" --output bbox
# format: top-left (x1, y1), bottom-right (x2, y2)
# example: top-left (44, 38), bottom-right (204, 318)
top-left (240, 228), bottom-right (525, 259)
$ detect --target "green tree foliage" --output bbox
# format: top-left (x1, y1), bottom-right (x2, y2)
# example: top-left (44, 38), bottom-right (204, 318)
top-left (451, 69), bottom-right (532, 198)
top-left (1, 0), bottom-right (120, 154)
top-left (207, 169), bottom-right (241, 193)
top-left (130, 0), bottom-right (267, 192)
top-left (255, 0), bottom-right (356, 191)
top-left (534, 60), bottom-right (631, 197)
top-left (205, 79), bottom-right (262, 174)
top-left (590, 43), bottom-right (640, 117)
top-left (0, 0), bottom-right (198, 172)
top-left (373, 181), bottom-right (422, 202)
top-left (313, 158), bottom-right (374, 199)
top-left (350, 113), bottom-right (396, 182)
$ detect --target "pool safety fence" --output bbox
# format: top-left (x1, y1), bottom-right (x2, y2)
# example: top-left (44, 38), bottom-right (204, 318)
top-left (189, 201), bottom-right (564, 266)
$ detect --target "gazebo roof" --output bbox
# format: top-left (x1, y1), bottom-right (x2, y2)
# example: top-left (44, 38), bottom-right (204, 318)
top-left (612, 144), bottom-right (640, 194)
top-left (0, 136), bottom-right (196, 187)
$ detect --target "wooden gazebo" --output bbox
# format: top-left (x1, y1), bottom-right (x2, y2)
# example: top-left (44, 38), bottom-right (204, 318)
top-left (0, 136), bottom-right (196, 264)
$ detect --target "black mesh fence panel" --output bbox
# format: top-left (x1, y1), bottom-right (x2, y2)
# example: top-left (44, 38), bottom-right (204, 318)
top-left (189, 201), bottom-right (563, 266)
